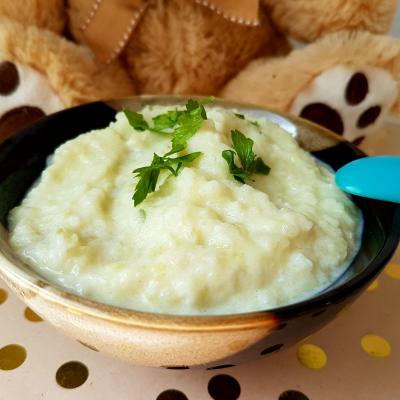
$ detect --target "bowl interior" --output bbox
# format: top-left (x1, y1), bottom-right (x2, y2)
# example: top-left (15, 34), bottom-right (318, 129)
top-left (0, 96), bottom-right (399, 318)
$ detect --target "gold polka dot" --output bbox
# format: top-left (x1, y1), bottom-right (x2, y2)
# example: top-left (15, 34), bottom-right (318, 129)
top-left (385, 263), bottom-right (400, 280)
top-left (0, 344), bottom-right (27, 370)
top-left (297, 344), bottom-right (327, 369)
top-left (367, 280), bottom-right (379, 291)
top-left (56, 361), bottom-right (89, 389)
top-left (24, 307), bottom-right (43, 322)
top-left (361, 334), bottom-right (391, 358)
top-left (0, 288), bottom-right (7, 304)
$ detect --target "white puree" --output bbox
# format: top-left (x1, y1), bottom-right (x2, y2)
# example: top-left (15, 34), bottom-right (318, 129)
top-left (8, 107), bottom-right (360, 315)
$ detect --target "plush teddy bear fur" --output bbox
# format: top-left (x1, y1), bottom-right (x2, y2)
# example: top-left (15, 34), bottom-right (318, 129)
top-left (0, 0), bottom-right (399, 145)
top-left (226, 30), bottom-right (400, 111)
top-left (0, 18), bottom-right (134, 106)
top-left (263, 0), bottom-right (397, 42)
top-left (0, 0), bottom-right (66, 33)
top-left (0, 14), bottom-right (134, 141)
top-left (69, 0), bottom-right (291, 94)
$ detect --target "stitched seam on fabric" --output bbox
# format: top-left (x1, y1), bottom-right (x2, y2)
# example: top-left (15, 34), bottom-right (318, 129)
top-left (105, 4), bottom-right (147, 63)
top-left (194, 0), bottom-right (259, 26)
top-left (80, 0), bottom-right (103, 32)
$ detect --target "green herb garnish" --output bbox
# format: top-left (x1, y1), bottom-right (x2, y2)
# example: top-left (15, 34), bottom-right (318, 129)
top-left (165, 97), bottom-right (213, 156)
top-left (133, 152), bottom-right (202, 206)
top-left (128, 98), bottom-right (214, 206)
top-left (123, 109), bottom-right (180, 134)
top-left (124, 97), bottom-right (214, 137)
top-left (234, 113), bottom-right (245, 119)
top-left (152, 110), bottom-right (183, 133)
top-left (222, 129), bottom-right (270, 183)
top-left (123, 110), bottom-right (149, 131)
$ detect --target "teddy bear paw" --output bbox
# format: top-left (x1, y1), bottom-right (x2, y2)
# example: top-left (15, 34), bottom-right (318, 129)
top-left (290, 65), bottom-right (398, 145)
top-left (0, 60), bottom-right (64, 141)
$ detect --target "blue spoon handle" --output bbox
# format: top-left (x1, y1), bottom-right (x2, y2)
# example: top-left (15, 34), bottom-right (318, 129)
top-left (335, 156), bottom-right (400, 203)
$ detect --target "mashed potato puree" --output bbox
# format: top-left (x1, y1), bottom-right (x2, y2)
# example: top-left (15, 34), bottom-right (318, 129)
top-left (8, 107), bottom-right (360, 315)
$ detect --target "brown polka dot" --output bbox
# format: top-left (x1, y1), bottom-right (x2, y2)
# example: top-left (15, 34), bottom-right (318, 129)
top-left (156, 389), bottom-right (188, 400)
top-left (0, 344), bottom-right (27, 370)
top-left (77, 340), bottom-right (99, 352)
top-left (0, 288), bottom-right (7, 304)
top-left (0, 106), bottom-right (45, 141)
top-left (56, 361), bottom-right (89, 389)
top-left (345, 72), bottom-right (369, 105)
top-left (260, 343), bottom-right (283, 355)
top-left (357, 106), bottom-right (381, 128)
top-left (24, 307), bottom-right (43, 322)
top-left (207, 364), bottom-right (235, 370)
top-left (0, 61), bottom-right (19, 95)
top-left (208, 374), bottom-right (241, 400)
top-left (300, 103), bottom-right (344, 135)
top-left (279, 390), bottom-right (310, 400)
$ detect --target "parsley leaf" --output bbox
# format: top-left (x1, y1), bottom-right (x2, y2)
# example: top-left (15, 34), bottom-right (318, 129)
top-left (123, 110), bottom-right (149, 131)
top-left (125, 97), bottom-right (214, 139)
top-left (231, 129), bottom-right (256, 171)
top-left (222, 129), bottom-right (270, 183)
top-left (166, 97), bottom-right (213, 156)
top-left (166, 108), bottom-right (204, 155)
top-left (133, 154), bottom-right (161, 206)
top-left (130, 97), bottom-right (214, 206)
top-left (152, 110), bottom-right (183, 133)
top-left (255, 157), bottom-right (271, 175)
top-left (234, 113), bottom-right (245, 119)
top-left (124, 109), bottom-right (182, 134)
top-left (132, 152), bottom-right (202, 206)
top-left (222, 150), bottom-right (248, 183)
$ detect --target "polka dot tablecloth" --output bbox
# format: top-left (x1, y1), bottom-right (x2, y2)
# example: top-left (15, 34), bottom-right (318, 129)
top-left (1, 120), bottom-right (399, 400)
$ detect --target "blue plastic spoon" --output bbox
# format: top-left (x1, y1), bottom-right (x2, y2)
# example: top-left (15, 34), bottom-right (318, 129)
top-left (336, 156), bottom-right (400, 203)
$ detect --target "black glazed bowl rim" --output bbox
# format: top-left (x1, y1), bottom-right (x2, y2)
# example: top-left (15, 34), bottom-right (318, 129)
top-left (0, 95), bottom-right (399, 330)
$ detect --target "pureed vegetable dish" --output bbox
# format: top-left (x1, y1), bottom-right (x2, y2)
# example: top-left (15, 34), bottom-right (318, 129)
top-left (8, 100), bottom-right (361, 315)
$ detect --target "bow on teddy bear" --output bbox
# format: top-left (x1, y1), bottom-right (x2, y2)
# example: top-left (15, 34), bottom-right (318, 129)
top-left (73, 0), bottom-right (261, 62)
top-left (0, 0), bottom-right (399, 149)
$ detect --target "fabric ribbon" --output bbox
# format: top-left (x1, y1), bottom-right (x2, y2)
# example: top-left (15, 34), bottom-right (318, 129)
top-left (77, 0), bottom-right (259, 63)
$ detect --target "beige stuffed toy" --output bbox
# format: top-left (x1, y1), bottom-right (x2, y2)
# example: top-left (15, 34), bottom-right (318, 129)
top-left (0, 0), bottom-right (399, 148)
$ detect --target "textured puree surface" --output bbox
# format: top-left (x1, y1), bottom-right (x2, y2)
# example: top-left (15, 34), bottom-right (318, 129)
top-left (8, 107), bottom-right (360, 315)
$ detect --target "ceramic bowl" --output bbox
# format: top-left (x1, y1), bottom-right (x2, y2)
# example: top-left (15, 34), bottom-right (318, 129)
top-left (0, 96), bottom-right (399, 369)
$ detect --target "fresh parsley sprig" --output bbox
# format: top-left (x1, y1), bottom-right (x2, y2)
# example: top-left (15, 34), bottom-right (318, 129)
top-left (123, 109), bottom-right (180, 134)
top-left (165, 98), bottom-right (210, 156)
top-left (133, 152), bottom-right (202, 206)
top-left (126, 98), bottom-right (213, 206)
top-left (123, 110), bottom-right (149, 131)
top-left (123, 96), bottom-right (213, 136)
top-left (222, 129), bottom-right (270, 183)
top-left (152, 110), bottom-right (183, 132)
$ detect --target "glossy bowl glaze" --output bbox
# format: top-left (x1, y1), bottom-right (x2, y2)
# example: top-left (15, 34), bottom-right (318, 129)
top-left (0, 96), bottom-right (399, 368)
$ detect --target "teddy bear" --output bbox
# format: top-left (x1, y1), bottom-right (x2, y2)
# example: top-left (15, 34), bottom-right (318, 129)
top-left (0, 0), bottom-right (399, 149)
